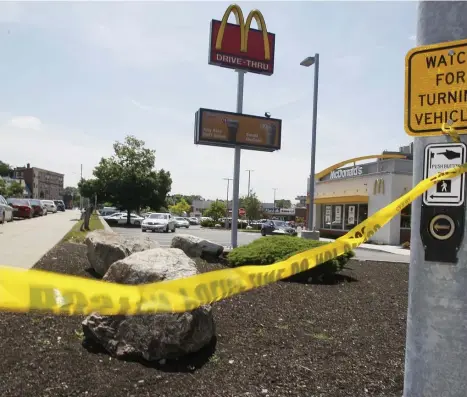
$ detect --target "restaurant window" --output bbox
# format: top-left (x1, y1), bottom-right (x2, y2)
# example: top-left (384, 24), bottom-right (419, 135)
top-left (400, 204), bottom-right (411, 228)
top-left (344, 204), bottom-right (357, 230)
top-left (322, 205), bottom-right (332, 229)
top-left (358, 204), bottom-right (368, 224)
top-left (331, 205), bottom-right (343, 229)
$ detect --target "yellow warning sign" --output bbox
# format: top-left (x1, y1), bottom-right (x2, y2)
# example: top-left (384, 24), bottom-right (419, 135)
top-left (405, 38), bottom-right (467, 136)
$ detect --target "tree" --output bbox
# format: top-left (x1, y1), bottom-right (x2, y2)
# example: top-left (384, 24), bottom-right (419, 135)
top-left (241, 192), bottom-right (262, 221)
top-left (63, 186), bottom-right (80, 209)
top-left (85, 135), bottom-right (172, 224)
top-left (204, 201), bottom-right (226, 222)
top-left (275, 199), bottom-right (292, 209)
top-left (0, 179), bottom-right (7, 196)
top-left (7, 182), bottom-right (24, 198)
top-left (167, 194), bottom-right (202, 206)
top-left (169, 198), bottom-right (191, 216)
top-left (0, 161), bottom-right (12, 177)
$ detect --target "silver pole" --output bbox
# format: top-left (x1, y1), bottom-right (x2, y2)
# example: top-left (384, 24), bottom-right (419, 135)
top-left (273, 188), bottom-right (277, 216)
top-left (79, 164), bottom-right (83, 211)
top-left (246, 169), bottom-right (253, 197)
top-left (404, 2), bottom-right (467, 396)
top-left (307, 53), bottom-right (319, 231)
top-left (223, 177), bottom-right (232, 229)
top-left (231, 71), bottom-right (244, 248)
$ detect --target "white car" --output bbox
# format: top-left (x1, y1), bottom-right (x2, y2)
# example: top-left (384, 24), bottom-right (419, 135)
top-left (116, 213), bottom-right (144, 226)
top-left (41, 200), bottom-right (57, 213)
top-left (141, 213), bottom-right (176, 233)
top-left (174, 216), bottom-right (190, 228)
top-left (0, 194), bottom-right (14, 223)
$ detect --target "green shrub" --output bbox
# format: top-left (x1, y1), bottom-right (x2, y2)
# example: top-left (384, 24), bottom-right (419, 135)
top-left (227, 236), bottom-right (355, 282)
top-left (200, 219), bottom-right (216, 227)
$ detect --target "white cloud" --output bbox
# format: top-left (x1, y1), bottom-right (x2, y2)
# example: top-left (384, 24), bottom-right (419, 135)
top-left (8, 116), bottom-right (42, 131)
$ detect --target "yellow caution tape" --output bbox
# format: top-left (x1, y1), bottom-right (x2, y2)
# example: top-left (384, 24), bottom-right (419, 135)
top-left (1, 163), bottom-right (466, 316)
top-left (441, 123), bottom-right (461, 143)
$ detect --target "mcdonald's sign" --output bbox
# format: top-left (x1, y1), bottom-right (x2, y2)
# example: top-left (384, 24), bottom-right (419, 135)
top-left (209, 4), bottom-right (275, 75)
top-left (374, 178), bottom-right (385, 195)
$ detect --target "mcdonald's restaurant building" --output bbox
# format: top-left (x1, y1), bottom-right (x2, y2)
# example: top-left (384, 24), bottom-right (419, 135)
top-left (306, 146), bottom-right (414, 245)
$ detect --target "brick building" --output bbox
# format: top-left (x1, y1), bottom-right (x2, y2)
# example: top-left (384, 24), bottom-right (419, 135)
top-left (14, 163), bottom-right (64, 200)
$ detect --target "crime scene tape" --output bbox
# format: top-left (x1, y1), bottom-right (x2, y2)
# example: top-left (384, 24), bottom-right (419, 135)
top-left (1, 163), bottom-right (466, 316)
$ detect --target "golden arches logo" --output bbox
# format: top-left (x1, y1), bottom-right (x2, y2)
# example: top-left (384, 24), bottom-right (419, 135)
top-left (374, 178), bottom-right (385, 195)
top-left (215, 4), bottom-right (271, 61)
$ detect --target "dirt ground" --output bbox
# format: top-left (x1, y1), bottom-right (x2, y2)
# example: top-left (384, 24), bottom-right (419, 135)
top-left (0, 242), bottom-right (408, 397)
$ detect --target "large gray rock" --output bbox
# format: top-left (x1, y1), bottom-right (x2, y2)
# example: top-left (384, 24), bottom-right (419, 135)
top-left (82, 248), bottom-right (215, 361)
top-left (85, 230), bottom-right (159, 276)
top-left (171, 234), bottom-right (224, 258)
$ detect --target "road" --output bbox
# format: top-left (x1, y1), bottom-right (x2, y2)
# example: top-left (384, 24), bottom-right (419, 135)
top-left (113, 225), bottom-right (410, 263)
top-left (0, 210), bottom-right (80, 269)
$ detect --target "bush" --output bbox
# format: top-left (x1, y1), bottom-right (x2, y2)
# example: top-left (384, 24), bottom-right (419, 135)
top-left (200, 219), bottom-right (216, 227)
top-left (227, 236), bottom-right (355, 282)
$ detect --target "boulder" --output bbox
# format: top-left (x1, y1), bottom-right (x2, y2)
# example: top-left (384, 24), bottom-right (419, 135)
top-left (82, 248), bottom-right (215, 361)
top-left (171, 234), bottom-right (224, 259)
top-left (85, 230), bottom-right (159, 276)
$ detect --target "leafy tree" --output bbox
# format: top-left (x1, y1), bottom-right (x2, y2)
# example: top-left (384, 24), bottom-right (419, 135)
top-left (169, 198), bottom-right (191, 216)
top-left (7, 182), bottom-right (24, 198)
top-left (204, 200), bottom-right (226, 222)
top-left (84, 135), bottom-right (172, 224)
top-left (241, 192), bottom-right (262, 221)
top-left (0, 161), bottom-right (12, 177)
top-left (0, 179), bottom-right (7, 196)
top-left (275, 199), bottom-right (292, 209)
top-left (167, 194), bottom-right (202, 206)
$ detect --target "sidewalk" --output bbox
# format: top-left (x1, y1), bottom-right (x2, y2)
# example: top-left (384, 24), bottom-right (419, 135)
top-left (318, 237), bottom-right (410, 256)
top-left (0, 210), bottom-right (80, 269)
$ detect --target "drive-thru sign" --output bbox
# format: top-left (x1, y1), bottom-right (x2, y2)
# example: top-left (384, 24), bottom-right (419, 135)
top-left (423, 142), bottom-right (466, 206)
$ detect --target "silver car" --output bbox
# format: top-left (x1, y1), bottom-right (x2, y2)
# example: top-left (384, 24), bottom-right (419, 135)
top-left (174, 217), bottom-right (190, 228)
top-left (141, 213), bottom-right (176, 233)
top-left (0, 194), bottom-right (14, 223)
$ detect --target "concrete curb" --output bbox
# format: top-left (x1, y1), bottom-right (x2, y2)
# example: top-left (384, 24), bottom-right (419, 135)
top-left (99, 216), bottom-right (114, 233)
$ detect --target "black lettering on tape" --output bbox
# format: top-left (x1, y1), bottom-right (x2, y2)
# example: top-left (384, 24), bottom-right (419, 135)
top-left (179, 288), bottom-right (198, 311)
top-left (89, 295), bottom-right (114, 311)
top-left (195, 284), bottom-right (213, 303)
top-left (324, 250), bottom-right (333, 262)
top-left (300, 259), bottom-right (310, 272)
top-left (59, 289), bottom-right (89, 314)
top-left (29, 286), bottom-right (56, 310)
top-left (136, 293), bottom-right (171, 313)
top-left (118, 297), bottom-right (132, 314)
top-left (291, 261), bottom-right (301, 275)
top-left (275, 269), bottom-right (285, 281)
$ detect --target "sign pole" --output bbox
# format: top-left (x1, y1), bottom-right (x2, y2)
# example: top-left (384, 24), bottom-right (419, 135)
top-left (231, 70), bottom-right (245, 248)
top-left (404, 2), bottom-right (467, 396)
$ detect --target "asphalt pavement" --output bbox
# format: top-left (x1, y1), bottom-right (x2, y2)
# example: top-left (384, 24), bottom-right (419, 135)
top-left (0, 210), bottom-right (80, 269)
top-left (112, 225), bottom-right (410, 263)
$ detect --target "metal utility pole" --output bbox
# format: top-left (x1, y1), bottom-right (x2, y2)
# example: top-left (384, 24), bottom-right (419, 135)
top-left (230, 70), bottom-right (245, 248)
top-left (404, 2), bottom-right (467, 397)
top-left (223, 177), bottom-right (232, 229)
top-left (246, 169), bottom-right (254, 197)
top-left (300, 54), bottom-right (320, 239)
top-left (272, 188), bottom-right (277, 217)
top-left (79, 164), bottom-right (83, 211)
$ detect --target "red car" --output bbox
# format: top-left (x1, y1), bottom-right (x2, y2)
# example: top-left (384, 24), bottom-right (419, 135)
top-left (6, 198), bottom-right (34, 219)
top-left (29, 199), bottom-right (46, 216)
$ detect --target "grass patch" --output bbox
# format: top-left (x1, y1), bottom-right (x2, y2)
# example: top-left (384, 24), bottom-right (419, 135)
top-left (63, 213), bottom-right (104, 244)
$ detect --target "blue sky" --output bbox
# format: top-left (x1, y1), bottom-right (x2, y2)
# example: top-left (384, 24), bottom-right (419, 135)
top-left (0, 1), bottom-right (417, 202)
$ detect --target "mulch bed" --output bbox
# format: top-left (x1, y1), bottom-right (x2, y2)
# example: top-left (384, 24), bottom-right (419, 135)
top-left (0, 242), bottom-right (408, 397)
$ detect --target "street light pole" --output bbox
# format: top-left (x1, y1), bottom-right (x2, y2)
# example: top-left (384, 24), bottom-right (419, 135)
top-left (273, 188), bottom-right (277, 217)
top-left (246, 169), bottom-right (254, 197)
top-left (300, 53), bottom-right (320, 240)
top-left (223, 177), bottom-right (232, 229)
top-left (404, 2), bottom-right (467, 396)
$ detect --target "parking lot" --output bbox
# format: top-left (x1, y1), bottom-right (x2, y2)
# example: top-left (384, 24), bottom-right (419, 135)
top-left (0, 210), bottom-right (80, 269)
top-left (112, 225), bottom-right (261, 248)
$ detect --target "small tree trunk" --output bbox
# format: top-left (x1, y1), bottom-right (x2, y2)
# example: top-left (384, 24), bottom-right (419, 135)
top-left (127, 209), bottom-right (131, 225)
top-left (81, 206), bottom-right (93, 231)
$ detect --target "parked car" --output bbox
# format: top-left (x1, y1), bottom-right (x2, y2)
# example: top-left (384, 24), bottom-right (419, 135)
top-left (174, 216), bottom-right (190, 228)
top-left (7, 198), bottom-right (34, 219)
top-left (29, 199), bottom-right (46, 216)
top-left (261, 220), bottom-right (298, 236)
top-left (0, 194), bottom-right (14, 223)
top-left (102, 212), bottom-right (125, 225)
top-left (188, 217), bottom-right (200, 225)
top-left (116, 213), bottom-right (145, 226)
top-left (41, 200), bottom-right (57, 213)
top-left (53, 200), bottom-right (66, 212)
top-left (141, 213), bottom-right (176, 233)
top-left (99, 207), bottom-right (118, 217)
